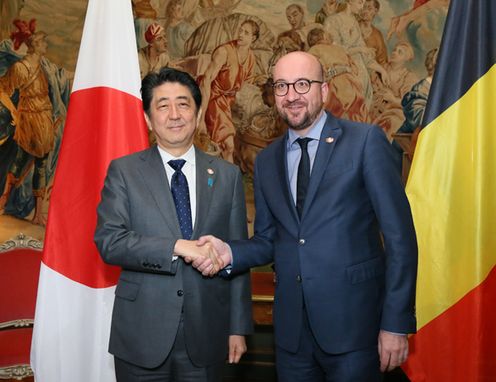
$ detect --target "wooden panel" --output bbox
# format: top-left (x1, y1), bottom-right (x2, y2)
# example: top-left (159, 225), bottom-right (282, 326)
top-left (251, 272), bottom-right (274, 326)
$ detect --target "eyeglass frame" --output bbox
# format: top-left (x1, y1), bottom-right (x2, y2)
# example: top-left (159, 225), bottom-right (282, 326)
top-left (272, 78), bottom-right (324, 96)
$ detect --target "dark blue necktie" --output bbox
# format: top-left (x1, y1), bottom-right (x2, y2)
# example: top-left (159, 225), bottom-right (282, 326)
top-left (296, 138), bottom-right (312, 218)
top-left (168, 159), bottom-right (193, 239)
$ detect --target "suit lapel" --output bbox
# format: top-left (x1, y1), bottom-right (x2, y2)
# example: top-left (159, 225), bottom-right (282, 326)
top-left (193, 147), bottom-right (215, 239)
top-left (137, 146), bottom-right (182, 237)
top-left (273, 134), bottom-right (300, 223)
top-left (302, 114), bottom-right (342, 219)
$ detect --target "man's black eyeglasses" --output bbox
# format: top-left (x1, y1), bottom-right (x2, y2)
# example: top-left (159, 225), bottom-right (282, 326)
top-left (272, 79), bottom-right (324, 96)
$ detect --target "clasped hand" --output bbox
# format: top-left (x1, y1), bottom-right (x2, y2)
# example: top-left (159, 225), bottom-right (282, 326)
top-left (174, 236), bottom-right (231, 276)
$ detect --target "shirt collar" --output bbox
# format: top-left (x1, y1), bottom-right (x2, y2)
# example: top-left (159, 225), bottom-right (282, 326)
top-left (157, 144), bottom-right (196, 167)
top-left (287, 111), bottom-right (328, 149)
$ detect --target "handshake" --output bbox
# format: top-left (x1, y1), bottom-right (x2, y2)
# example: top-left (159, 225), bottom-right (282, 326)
top-left (174, 235), bottom-right (231, 276)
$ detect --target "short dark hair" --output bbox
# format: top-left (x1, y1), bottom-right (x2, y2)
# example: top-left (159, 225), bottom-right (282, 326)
top-left (241, 19), bottom-right (260, 42)
top-left (141, 67), bottom-right (202, 116)
top-left (425, 48), bottom-right (438, 76)
top-left (277, 30), bottom-right (305, 51)
top-left (367, 0), bottom-right (380, 11)
top-left (307, 28), bottom-right (325, 48)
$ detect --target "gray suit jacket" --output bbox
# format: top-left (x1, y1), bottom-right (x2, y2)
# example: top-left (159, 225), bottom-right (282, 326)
top-left (94, 145), bottom-right (253, 369)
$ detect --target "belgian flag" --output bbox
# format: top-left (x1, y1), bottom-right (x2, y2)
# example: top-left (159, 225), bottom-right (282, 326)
top-left (403, 0), bottom-right (496, 380)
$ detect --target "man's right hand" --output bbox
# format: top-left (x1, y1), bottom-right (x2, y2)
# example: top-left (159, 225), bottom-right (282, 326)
top-left (174, 239), bottom-right (224, 274)
top-left (191, 235), bottom-right (232, 276)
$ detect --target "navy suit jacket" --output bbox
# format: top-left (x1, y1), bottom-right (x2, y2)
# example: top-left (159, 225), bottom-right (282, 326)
top-left (230, 112), bottom-right (417, 354)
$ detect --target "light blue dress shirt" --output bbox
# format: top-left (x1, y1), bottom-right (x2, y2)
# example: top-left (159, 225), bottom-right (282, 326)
top-left (286, 111), bottom-right (327, 205)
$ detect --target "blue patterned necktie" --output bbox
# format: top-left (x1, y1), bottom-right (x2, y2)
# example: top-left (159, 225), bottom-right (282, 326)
top-left (168, 159), bottom-right (193, 239)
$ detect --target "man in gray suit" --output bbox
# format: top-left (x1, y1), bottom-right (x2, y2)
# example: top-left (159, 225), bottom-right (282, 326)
top-left (94, 67), bottom-right (253, 381)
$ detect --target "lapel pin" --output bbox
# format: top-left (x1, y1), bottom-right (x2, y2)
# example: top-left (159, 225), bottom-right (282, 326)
top-left (325, 137), bottom-right (335, 144)
top-left (207, 168), bottom-right (215, 187)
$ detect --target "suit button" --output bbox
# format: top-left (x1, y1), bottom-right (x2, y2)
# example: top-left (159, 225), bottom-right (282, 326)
top-left (296, 275), bottom-right (302, 282)
top-left (299, 239), bottom-right (305, 245)
top-left (177, 290), bottom-right (184, 297)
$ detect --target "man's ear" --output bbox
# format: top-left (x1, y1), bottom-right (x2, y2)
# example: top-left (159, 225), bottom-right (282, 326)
top-left (144, 112), bottom-right (152, 131)
top-left (196, 107), bottom-right (203, 126)
top-left (320, 81), bottom-right (329, 104)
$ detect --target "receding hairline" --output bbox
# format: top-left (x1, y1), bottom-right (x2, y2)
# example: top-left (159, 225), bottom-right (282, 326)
top-left (272, 52), bottom-right (325, 81)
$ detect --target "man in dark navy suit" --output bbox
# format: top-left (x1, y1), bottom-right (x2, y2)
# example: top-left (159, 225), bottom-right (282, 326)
top-left (189, 51), bottom-right (418, 381)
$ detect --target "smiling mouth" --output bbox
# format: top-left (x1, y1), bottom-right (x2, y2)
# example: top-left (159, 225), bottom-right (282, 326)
top-left (284, 101), bottom-right (306, 110)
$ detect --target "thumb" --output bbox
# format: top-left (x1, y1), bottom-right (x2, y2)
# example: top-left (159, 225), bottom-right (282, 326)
top-left (197, 235), bottom-right (212, 246)
top-left (229, 345), bottom-right (236, 364)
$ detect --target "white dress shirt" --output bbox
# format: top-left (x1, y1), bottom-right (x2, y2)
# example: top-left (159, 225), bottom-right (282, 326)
top-left (157, 144), bottom-right (197, 227)
top-left (157, 145), bottom-right (196, 261)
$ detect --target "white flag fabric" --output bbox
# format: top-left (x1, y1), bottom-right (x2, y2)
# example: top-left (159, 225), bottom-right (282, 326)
top-left (30, 0), bottom-right (149, 380)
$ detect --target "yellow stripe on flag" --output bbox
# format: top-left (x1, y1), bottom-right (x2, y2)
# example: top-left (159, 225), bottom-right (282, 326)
top-left (406, 64), bottom-right (496, 329)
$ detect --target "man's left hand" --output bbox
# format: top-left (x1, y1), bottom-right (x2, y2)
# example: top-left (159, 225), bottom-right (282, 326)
top-left (378, 330), bottom-right (409, 372)
top-left (228, 335), bottom-right (247, 364)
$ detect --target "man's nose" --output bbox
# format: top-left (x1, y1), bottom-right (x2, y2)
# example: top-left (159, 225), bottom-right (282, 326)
top-left (169, 104), bottom-right (180, 119)
top-left (286, 84), bottom-right (300, 101)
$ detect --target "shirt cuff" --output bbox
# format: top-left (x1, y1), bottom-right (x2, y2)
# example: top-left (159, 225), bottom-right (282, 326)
top-left (382, 330), bottom-right (407, 336)
top-left (224, 243), bottom-right (234, 273)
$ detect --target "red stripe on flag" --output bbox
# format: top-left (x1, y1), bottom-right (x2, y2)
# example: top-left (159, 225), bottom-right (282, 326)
top-left (43, 86), bottom-right (148, 289)
top-left (403, 265), bottom-right (496, 381)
